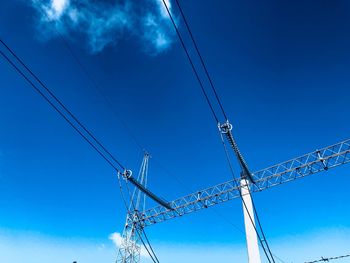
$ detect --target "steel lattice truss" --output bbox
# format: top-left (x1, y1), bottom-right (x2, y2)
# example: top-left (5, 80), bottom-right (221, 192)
top-left (137, 139), bottom-right (350, 227)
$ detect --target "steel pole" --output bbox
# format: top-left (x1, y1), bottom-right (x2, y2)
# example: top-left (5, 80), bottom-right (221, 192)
top-left (240, 178), bottom-right (261, 263)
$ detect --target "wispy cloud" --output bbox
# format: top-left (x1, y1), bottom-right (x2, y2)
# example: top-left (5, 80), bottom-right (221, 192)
top-left (28, 0), bottom-right (175, 54)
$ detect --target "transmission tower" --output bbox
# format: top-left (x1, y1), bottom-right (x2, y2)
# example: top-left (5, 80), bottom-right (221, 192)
top-left (116, 153), bottom-right (150, 263)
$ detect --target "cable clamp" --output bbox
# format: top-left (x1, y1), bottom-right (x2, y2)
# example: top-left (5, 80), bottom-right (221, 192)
top-left (218, 120), bottom-right (232, 134)
top-left (122, 169), bottom-right (133, 179)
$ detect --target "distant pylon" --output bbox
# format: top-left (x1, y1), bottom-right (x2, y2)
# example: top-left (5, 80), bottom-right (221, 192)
top-left (116, 153), bottom-right (150, 263)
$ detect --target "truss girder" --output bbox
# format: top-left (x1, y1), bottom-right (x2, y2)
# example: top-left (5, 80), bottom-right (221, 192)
top-left (138, 139), bottom-right (350, 227)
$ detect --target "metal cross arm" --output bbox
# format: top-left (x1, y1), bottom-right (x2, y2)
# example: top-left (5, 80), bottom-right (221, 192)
top-left (121, 170), bottom-right (173, 210)
top-left (137, 138), bottom-right (350, 227)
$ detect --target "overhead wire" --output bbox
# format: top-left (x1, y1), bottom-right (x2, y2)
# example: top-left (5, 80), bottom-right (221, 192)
top-left (136, 228), bottom-right (160, 263)
top-left (123, 175), bottom-right (161, 263)
top-left (251, 196), bottom-right (276, 262)
top-left (0, 38), bottom-right (126, 171)
top-left (3, 2), bottom-right (277, 261)
top-left (117, 177), bottom-right (160, 263)
top-left (172, 0), bottom-right (228, 121)
top-left (161, 0), bottom-right (219, 123)
top-left (141, 228), bottom-right (161, 263)
top-left (219, 131), bottom-right (274, 263)
top-left (305, 254), bottom-right (350, 263)
top-left (154, 156), bottom-right (286, 262)
top-left (1, 37), bottom-right (176, 212)
top-left (0, 48), bottom-right (120, 172)
top-left (161, 0), bottom-right (277, 262)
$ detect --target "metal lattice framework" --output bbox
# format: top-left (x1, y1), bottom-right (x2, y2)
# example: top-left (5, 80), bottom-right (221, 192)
top-left (137, 139), bottom-right (350, 227)
top-left (116, 212), bottom-right (142, 263)
top-left (116, 154), bottom-right (150, 263)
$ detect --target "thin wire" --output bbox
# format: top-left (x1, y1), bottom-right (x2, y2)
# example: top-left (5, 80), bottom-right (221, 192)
top-left (135, 228), bottom-right (159, 263)
top-left (2, 39), bottom-right (169, 260)
top-left (141, 228), bottom-right (161, 263)
top-left (161, 0), bottom-right (219, 123)
top-left (117, 172), bottom-right (130, 212)
top-left (173, 0), bottom-right (228, 121)
top-left (0, 38), bottom-right (126, 171)
top-left (305, 254), bottom-right (350, 263)
top-left (212, 208), bottom-right (286, 263)
top-left (0, 49), bottom-right (120, 172)
top-left (153, 152), bottom-right (286, 263)
top-left (159, 6), bottom-right (276, 260)
top-left (219, 131), bottom-right (274, 263)
top-left (251, 197), bottom-right (276, 263)
top-left (123, 176), bottom-right (161, 263)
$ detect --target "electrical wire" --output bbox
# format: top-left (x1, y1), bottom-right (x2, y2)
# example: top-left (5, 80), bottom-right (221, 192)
top-left (155, 160), bottom-right (286, 262)
top-left (122, 173), bottom-right (161, 263)
top-left (219, 131), bottom-right (275, 263)
top-left (117, 176), bottom-right (159, 263)
top-left (161, 1), bottom-right (279, 261)
top-left (3, 4), bottom-right (275, 262)
top-left (161, 0), bottom-right (219, 123)
top-left (251, 196), bottom-right (276, 262)
top-left (305, 254), bottom-right (350, 263)
top-left (136, 228), bottom-right (160, 263)
top-left (0, 48), bottom-right (121, 172)
top-left (0, 38), bottom-right (126, 171)
top-left (1, 35), bottom-right (168, 263)
top-left (172, 0), bottom-right (228, 121)
top-left (141, 228), bottom-right (161, 263)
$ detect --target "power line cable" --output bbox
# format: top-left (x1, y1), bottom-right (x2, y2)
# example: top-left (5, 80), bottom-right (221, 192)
top-left (122, 177), bottom-right (161, 263)
top-left (0, 48), bottom-right (120, 172)
top-left (305, 254), bottom-right (350, 263)
top-left (251, 196), bottom-right (276, 263)
top-left (161, 0), bottom-right (219, 123)
top-left (147, 156), bottom-right (287, 262)
top-left (219, 131), bottom-right (275, 263)
top-left (136, 228), bottom-right (160, 263)
top-left (0, 38), bottom-right (126, 171)
top-left (172, 0), bottom-right (228, 121)
top-left (141, 228), bottom-right (161, 263)
top-left (162, 1), bottom-right (278, 261)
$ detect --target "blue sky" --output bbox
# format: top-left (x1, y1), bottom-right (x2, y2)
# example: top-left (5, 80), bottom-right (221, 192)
top-left (0, 0), bottom-right (350, 262)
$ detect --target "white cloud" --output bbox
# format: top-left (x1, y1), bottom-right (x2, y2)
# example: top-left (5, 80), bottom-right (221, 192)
top-left (28, 0), bottom-right (175, 54)
top-left (142, 13), bottom-right (172, 54)
top-left (49, 0), bottom-right (69, 19)
top-left (156, 0), bottom-right (172, 19)
top-left (109, 232), bottom-right (123, 248)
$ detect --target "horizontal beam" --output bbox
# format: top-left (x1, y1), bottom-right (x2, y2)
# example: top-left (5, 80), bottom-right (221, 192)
top-left (138, 138), bottom-right (350, 227)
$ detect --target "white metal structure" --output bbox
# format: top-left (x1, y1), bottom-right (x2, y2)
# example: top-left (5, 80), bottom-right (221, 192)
top-left (241, 178), bottom-right (261, 263)
top-left (116, 154), bottom-right (150, 263)
top-left (135, 138), bottom-right (350, 226)
top-left (124, 138), bottom-right (350, 262)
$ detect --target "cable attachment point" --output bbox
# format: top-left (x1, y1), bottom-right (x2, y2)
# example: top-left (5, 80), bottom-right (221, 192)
top-left (218, 120), bottom-right (255, 184)
top-left (218, 120), bottom-right (232, 134)
top-left (122, 169), bottom-right (133, 179)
